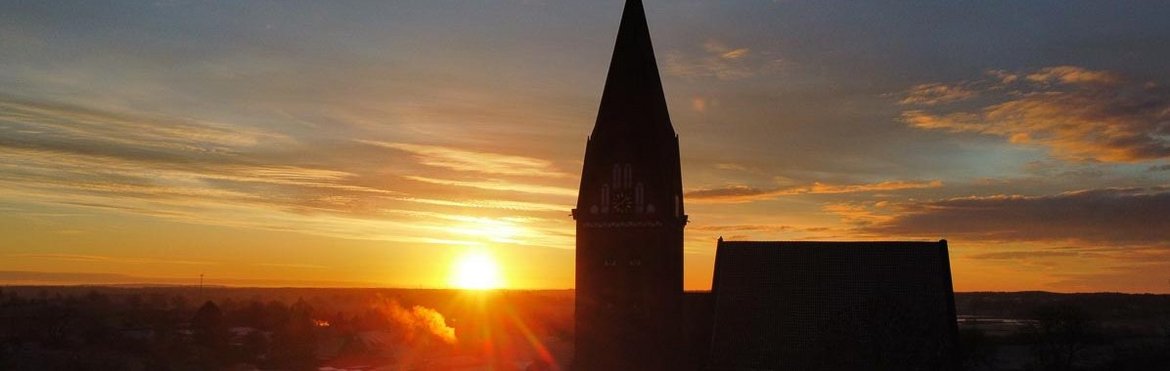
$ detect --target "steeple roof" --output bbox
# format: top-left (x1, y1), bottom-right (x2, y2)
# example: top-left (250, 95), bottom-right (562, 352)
top-left (591, 0), bottom-right (675, 140)
top-left (576, 0), bottom-right (683, 219)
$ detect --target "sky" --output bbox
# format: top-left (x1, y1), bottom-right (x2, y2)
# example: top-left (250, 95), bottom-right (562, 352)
top-left (2, 0), bottom-right (1169, 292)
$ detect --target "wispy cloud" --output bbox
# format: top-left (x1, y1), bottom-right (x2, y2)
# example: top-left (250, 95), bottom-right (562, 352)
top-left (0, 96), bottom-right (576, 248)
top-left (1025, 66), bottom-right (1120, 85)
top-left (403, 175), bottom-right (577, 197)
top-left (805, 180), bottom-right (944, 194)
top-left (688, 223), bottom-right (850, 242)
top-left (362, 140), bottom-right (571, 178)
top-left (664, 40), bottom-right (785, 81)
top-left (1147, 164), bottom-right (1170, 172)
top-left (715, 163), bottom-right (749, 172)
top-left (257, 262), bottom-right (329, 269)
top-left (686, 180), bottom-right (942, 204)
top-left (0, 270), bottom-right (380, 287)
top-left (898, 83), bottom-right (976, 105)
top-left (690, 224), bottom-right (794, 233)
top-left (968, 250), bottom-right (1093, 260)
top-left (856, 186), bottom-right (1170, 245)
top-left (0, 97), bottom-right (286, 153)
top-left (821, 201), bottom-right (895, 226)
top-left (901, 66), bottom-right (1170, 162)
top-left (7, 253), bottom-right (214, 266)
top-left (394, 196), bottom-right (570, 213)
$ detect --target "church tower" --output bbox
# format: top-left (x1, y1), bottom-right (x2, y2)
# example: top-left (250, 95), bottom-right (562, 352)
top-left (572, 1), bottom-right (686, 369)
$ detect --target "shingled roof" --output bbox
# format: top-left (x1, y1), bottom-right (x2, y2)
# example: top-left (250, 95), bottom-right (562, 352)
top-left (707, 240), bottom-right (959, 371)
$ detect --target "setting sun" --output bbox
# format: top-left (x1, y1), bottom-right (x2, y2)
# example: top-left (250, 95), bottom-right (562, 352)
top-left (451, 251), bottom-right (503, 290)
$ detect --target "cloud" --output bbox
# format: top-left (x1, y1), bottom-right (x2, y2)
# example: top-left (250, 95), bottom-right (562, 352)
top-left (0, 270), bottom-right (379, 287)
top-left (1020, 160), bottom-right (1105, 179)
top-left (664, 40), bottom-right (784, 81)
top-left (719, 48), bottom-right (750, 60)
top-left (686, 185), bottom-right (770, 202)
top-left (901, 66), bottom-right (1170, 162)
top-left (0, 97), bottom-right (391, 218)
top-left (257, 262), bottom-right (329, 269)
top-left (688, 224), bottom-right (849, 242)
top-left (685, 179), bottom-right (942, 204)
top-left (968, 250), bottom-right (1091, 260)
top-left (898, 83), bottom-right (976, 105)
top-left (7, 253), bottom-right (214, 266)
top-left (0, 141), bottom-right (396, 214)
top-left (0, 96), bottom-right (577, 247)
top-left (821, 201), bottom-right (894, 226)
top-left (1025, 66), bottom-right (1120, 85)
top-left (403, 175), bottom-right (576, 197)
top-left (859, 186), bottom-right (1170, 245)
top-left (362, 140), bottom-right (570, 178)
top-left (806, 180), bottom-right (944, 194)
top-left (985, 70), bottom-right (1019, 84)
top-left (0, 96), bottom-right (284, 154)
top-left (689, 224), bottom-right (795, 242)
top-left (394, 196), bottom-right (569, 213)
top-left (689, 224), bottom-right (795, 233)
top-left (715, 163), bottom-right (748, 171)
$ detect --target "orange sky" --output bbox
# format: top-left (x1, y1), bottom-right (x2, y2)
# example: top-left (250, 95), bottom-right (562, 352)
top-left (2, 1), bottom-right (1169, 293)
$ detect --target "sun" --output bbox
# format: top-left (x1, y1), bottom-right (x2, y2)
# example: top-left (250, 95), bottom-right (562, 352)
top-left (450, 251), bottom-right (503, 290)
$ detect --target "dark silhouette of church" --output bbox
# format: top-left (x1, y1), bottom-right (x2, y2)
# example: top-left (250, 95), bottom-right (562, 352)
top-left (571, 1), bottom-right (959, 370)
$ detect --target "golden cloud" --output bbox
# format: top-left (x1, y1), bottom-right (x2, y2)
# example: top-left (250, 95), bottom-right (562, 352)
top-left (898, 83), bottom-right (977, 105)
top-left (1025, 66), bottom-right (1120, 85)
top-left (403, 175), bottom-right (576, 197)
top-left (901, 66), bottom-right (1170, 162)
top-left (0, 97), bottom-right (574, 247)
top-left (664, 40), bottom-right (783, 81)
top-left (685, 179), bottom-right (942, 204)
top-left (363, 141), bottom-right (570, 178)
top-left (6, 253), bottom-right (214, 266)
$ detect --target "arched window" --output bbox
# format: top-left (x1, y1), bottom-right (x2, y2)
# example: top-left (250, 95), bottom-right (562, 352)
top-left (601, 184), bottom-right (610, 211)
top-left (635, 182), bottom-right (644, 212)
top-left (674, 195), bottom-right (680, 216)
top-left (623, 164), bottom-right (632, 188)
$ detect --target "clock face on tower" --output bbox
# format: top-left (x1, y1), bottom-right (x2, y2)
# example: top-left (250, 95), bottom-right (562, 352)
top-left (612, 190), bottom-right (633, 214)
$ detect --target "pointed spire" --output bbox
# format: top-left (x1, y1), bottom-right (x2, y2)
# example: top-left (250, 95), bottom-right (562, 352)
top-left (591, 0), bottom-right (674, 140)
top-left (576, 0), bottom-right (683, 218)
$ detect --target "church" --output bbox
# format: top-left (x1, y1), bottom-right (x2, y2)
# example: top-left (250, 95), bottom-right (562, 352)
top-left (571, 1), bottom-right (959, 370)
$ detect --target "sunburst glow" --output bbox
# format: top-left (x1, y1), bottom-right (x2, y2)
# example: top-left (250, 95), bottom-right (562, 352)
top-left (448, 217), bottom-right (523, 243)
top-left (451, 251), bottom-right (503, 290)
